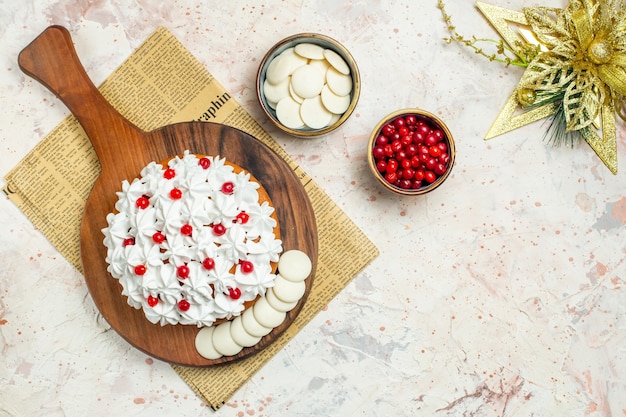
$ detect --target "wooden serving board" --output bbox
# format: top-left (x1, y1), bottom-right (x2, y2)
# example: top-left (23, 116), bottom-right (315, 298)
top-left (18, 25), bottom-right (318, 366)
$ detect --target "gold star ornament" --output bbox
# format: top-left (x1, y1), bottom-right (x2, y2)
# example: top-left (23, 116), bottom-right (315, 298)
top-left (442, 0), bottom-right (625, 174)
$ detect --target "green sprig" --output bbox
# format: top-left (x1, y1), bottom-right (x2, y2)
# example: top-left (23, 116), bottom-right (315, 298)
top-left (437, 0), bottom-right (536, 67)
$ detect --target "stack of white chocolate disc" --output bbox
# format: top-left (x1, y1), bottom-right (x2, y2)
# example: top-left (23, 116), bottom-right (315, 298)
top-left (263, 43), bottom-right (353, 130)
top-left (195, 250), bottom-right (313, 360)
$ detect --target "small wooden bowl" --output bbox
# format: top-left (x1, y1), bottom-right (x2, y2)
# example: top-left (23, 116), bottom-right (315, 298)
top-left (256, 33), bottom-right (360, 138)
top-left (368, 108), bottom-right (455, 195)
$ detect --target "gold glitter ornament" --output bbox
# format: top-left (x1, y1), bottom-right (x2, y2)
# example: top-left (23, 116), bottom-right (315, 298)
top-left (441, 0), bottom-right (625, 174)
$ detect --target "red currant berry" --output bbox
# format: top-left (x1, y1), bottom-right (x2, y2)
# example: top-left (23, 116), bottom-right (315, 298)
top-left (416, 122), bottom-right (430, 136)
top-left (169, 188), bottom-right (182, 200)
top-left (393, 117), bottom-right (406, 130)
top-left (240, 260), bottom-right (254, 273)
top-left (385, 171), bottom-right (398, 183)
top-left (212, 223), bottom-right (226, 236)
top-left (437, 141), bottom-right (448, 153)
top-left (405, 114), bottom-right (417, 126)
top-left (419, 153), bottom-right (430, 164)
top-left (426, 157), bottom-right (437, 170)
top-left (381, 123), bottom-right (395, 137)
top-left (411, 180), bottom-right (423, 189)
top-left (228, 287), bottom-right (242, 300)
top-left (399, 179), bottom-right (413, 189)
top-left (375, 135), bottom-right (388, 146)
top-left (177, 265), bottom-right (190, 279)
top-left (198, 157), bottom-right (211, 169)
top-left (433, 129), bottom-right (445, 140)
top-left (396, 150), bottom-right (408, 162)
top-left (401, 158), bottom-right (412, 170)
top-left (425, 133), bottom-right (439, 147)
top-left (236, 211), bottom-right (250, 224)
top-left (402, 168), bottom-right (415, 180)
top-left (429, 146), bottom-right (442, 157)
top-left (177, 299), bottom-right (190, 312)
top-left (391, 140), bottom-right (402, 153)
top-left (136, 196), bottom-right (150, 209)
top-left (434, 162), bottom-right (448, 176)
top-left (413, 132), bottom-right (425, 145)
top-left (163, 168), bottom-right (176, 179)
top-left (152, 231), bottom-right (165, 244)
top-left (376, 160), bottom-right (387, 173)
top-left (424, 171), bottom-right (437, 183)
top-left (386, 159), bottom-right (398, 174)
top-left (401, 134), bottom-right (413, 147)
top-left (372, 146), bottom-right (385, 160)
top-left (221, 181), bottom-right (235, 194)
top-left (440, 152), bottom-right (450, 164)
top-left (134, 265), bottom-right (147, 276)
top-left (414, 169), bottom-right (425, 181)
top-left (180, 224), bottom-right (193, 236)
top-left (398, 126), bottom-right (409, 137)
top-left (202, 257), bottom-right (215, 270)
top-left (147, 295), bottom-right (159, 307)
top-left (123, 237), bottom-right (135, 247)
top-left (406, 144), bottom-right (418, 157)
top-left (410, 155), bottom-right (422, 168)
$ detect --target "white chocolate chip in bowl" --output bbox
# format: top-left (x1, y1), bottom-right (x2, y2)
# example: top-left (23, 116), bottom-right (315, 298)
top-left (326, 67), bottom-right (353, 97)
top-left (300, 95), bottom-right (333, 129)
top-left (294, 42), bottom-right (325, 59)
top-left (257, 33), bottom-right (360, 137)
top-left (291, 65), bottom-right (325, 99)
top-left (320, 85), bottom-right (351, 115)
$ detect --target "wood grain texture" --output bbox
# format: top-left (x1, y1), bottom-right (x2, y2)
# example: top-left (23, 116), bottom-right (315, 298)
top-left (18, 25), bottom-right (318, 367)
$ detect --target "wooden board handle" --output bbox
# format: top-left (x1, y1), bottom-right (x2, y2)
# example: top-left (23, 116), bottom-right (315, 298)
top-left (18, 25), bottom-right (145, 170)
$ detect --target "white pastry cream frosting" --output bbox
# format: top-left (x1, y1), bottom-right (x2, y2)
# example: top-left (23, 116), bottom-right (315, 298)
top-left (102, 151), bottom-right (282, 327)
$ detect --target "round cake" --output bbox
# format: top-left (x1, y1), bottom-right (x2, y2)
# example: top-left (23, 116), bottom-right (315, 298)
top-left (101, 151), bottom-right (283, 328)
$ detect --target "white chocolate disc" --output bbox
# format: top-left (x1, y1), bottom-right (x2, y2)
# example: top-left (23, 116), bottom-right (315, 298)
top-left (266, 287), bottom-right (298, 312)
top-left (264, 53), bottom-right (285, 84)
top-left (266, 47), bottom-right (307, 84)
top-left (300, 96), bottom-right (333, 129)
top-left (278, 250), bottom-right (312, 282)
top-left (323, 49), bottom-right (350, 75)
top-left (295, 42), bottom-right (325, 60)
top-left (291, 65), bottom-right (325, 99)
top-left (242, 308), bottom-right (273, 337)
top-left (253, 297), bottom-right (287, 328)
top-left (289, 82), bottom-right (304, 104)
top-left (321, 84), bottom-right (351, 115)
top-left (212, 321), bottom-right (244, 356)
top-left (326, 67), bottom-right (353, 97)
top-left (276, 96), bottom-right (305, 129)
top-left (263, 77), bottom-right (290, 104)
top-left (329, 112), bottom-right (341, 125)
top-left (273, 275), bottom-right (307, 303)
top-left (195, 326), bottom-right (223, 360)
top-left (230, 315), bottom-right (262, 347)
